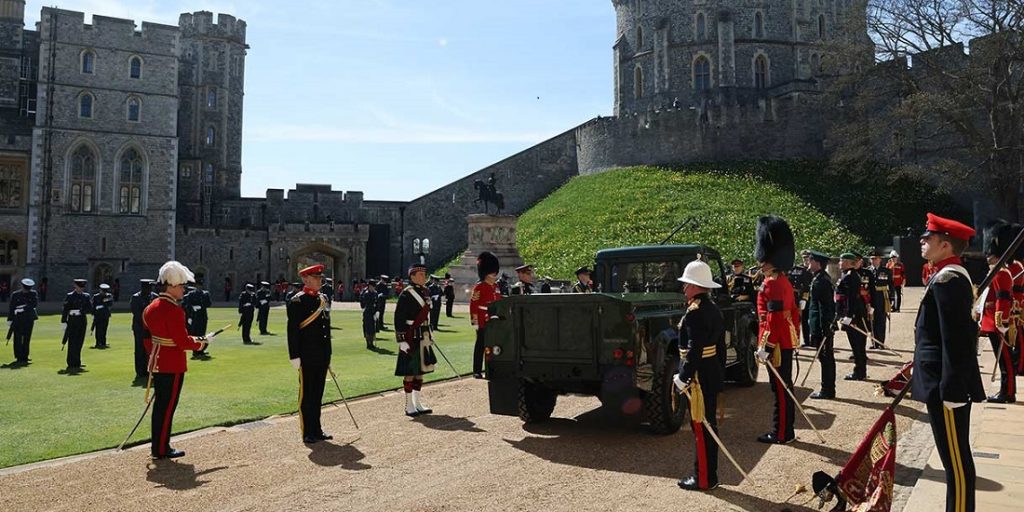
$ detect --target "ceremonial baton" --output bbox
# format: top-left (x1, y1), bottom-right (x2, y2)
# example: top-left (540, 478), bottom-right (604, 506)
top-left (327, 366), bottom-right (360, 430)
top-left (762, 361), bottom-right (827, 444)
top-left (681, 386), bottom-right (755, 486)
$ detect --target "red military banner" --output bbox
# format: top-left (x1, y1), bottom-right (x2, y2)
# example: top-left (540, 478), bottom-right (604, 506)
top-left (835, 407), bottom-right (897, 511)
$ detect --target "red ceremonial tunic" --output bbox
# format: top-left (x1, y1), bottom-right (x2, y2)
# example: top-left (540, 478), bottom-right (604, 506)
top-left (1008, 261), bottom-right (1024, 306)
top-left (757, 271), bottom-right (801, 351)
top-left (143, 294), bottom-right (206, 374)
top-left (888, 261), bottom-right (905, 287)
top-left (980, 267), bottom-right (1013, 335)
top-left (469, 281), bottom-right (500, 330)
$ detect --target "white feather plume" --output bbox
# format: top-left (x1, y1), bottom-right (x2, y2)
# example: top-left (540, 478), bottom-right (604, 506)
top-left (158, 260), bottom-right (195, 286)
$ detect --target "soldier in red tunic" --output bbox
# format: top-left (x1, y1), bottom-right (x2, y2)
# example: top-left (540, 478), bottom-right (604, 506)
top-left (980, 221), bottom-right (1016, 403)
top-left (887, 251), bottom-right (906, 312)
top-left (143, 261), bottom-right (208, 459)
top-left (470, 251), bottom-right (501, 378)
top-left (753, 216), bottom-right (801, 444)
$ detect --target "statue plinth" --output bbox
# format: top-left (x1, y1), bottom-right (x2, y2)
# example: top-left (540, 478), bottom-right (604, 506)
top-left (448, 214), bottom-right (524, 303)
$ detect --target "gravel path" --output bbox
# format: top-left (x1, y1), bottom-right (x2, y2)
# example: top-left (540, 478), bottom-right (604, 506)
top-left (0, 288), bottom-right (933, 512)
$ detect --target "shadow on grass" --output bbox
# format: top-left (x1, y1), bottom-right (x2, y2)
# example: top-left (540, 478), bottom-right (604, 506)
top-left (306, 441), bottom-right (370, 470)
top-left (146, 460), bottom-right (228, 490)
top-left (1, 360), bottom-right (28, 370)
top-left (58, 368), bottom-right (88, 376)
top-left (367, 346), bottom-right (396, 356)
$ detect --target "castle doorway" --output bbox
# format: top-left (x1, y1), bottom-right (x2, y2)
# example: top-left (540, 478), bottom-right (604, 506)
top-left (291, 242), bottom-right (349, 285)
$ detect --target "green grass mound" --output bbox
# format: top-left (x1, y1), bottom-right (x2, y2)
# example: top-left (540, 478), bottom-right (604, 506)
top-left (516, 163), bottom-right (962, 280)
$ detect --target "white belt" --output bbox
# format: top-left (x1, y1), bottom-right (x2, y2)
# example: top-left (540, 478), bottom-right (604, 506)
top-left (14, 306), bottom-right (25, 314)
top-left (259, 300), bottom-right (268, 305)
top-left (69, 310), bottom-right (81, 316)
top-left (95, 305), bottom-right (105, 309)
top-left (243, 303), bottom-right (252, 307)
top-left (192, 305), bottom-right (202, 311)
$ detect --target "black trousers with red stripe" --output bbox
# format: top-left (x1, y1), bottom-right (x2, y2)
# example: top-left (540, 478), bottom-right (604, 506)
top-left (987, 333), bottom-right (1016, 398)
top-left (926, 399), bottom-right (976, 512)
top-left (151, 373), bottom-right (184, 457)
top-left (769, 349), bottom-right (795, 441)
top-left (689, 390), bottom-right (719, 487)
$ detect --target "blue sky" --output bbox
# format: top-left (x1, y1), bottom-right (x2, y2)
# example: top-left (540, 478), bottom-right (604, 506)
top-left (26, 1), bottom-right (615, 201)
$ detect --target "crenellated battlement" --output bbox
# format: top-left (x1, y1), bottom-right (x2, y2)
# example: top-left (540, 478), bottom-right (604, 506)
top-left (178, 11), bottom-right (246, 44)
top-left (38, 7), bottom-right (179, 47)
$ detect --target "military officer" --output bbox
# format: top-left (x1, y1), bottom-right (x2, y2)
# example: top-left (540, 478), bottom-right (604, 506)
top-left (428, 275), bottom-right (442, 331)
top-left (8, 278), bottom-right (38, 365)
top-left (287, 264), bottom-right (333, 443)
top-left (540, 277), bottom-right (552, 294)
top-left (913, 213), bottom-right (984, 512)
top-left (807, 251), bottom-right (836, 399)
top-left (887, 251), bottom-right (906, 312)
top-left (184, 280), bottom-right (212, 358)
top-left (144, 261), bottom-right (210, 459)
top-left (572, 266), bottom-right (594, 293)
top-left (61, 278), bottom-right (92, 372)
top-left (443, 273), bottom-right (455, 317)
top-left (91, 283), bottom-right (114, 348)
top-left (375, 277), bottom-right (389, 332)
top-left (753, 216), bottom-right (800, 444)
top-left (673, 260), bottom-right (726, 491)
top-left (320, 277), bottom-right (334, 319)
top-left (727, 259), bottom-right (755, 302)
top-left (854, 252), bottom-right (878, 348)
top-left (471, 251), bottom-right (501, 378)
top-left (131, 279), bottom-right (157, 380)
top-left (979, 221), bottom-right (1016, 403)
top-left (789, 251), bottom-right (813, 347)
top-left (511, 264), bottom-right (536, 295)
top-left (395, 263), bottom-right (438, 416)
top-left (238, 283), bottom-right (257, 345)
top-left (360, 280), bottom-right (378, 349)
top-left (867, 251), bottom-right (893, 349)
top-left (836, 253), bottom-right (869, 380)
top-left (256, 281), bottom-right (272, 335)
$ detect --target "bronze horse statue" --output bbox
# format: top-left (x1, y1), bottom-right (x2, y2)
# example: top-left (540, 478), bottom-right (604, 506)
top-left (473, 175), bottom-right (505, 214)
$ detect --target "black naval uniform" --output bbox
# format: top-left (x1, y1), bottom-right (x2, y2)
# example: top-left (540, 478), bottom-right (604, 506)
top-left (857, 266), bottom-right (878, 348)
top-left (375, 285), bottom-right (389, 331)
top-left (676, 293), bottom-right (726, 490)
top-left (511, 280), bottom-right (534, 296)
top-left (131, 286), bottom-right (157, 378)
top-left (320, 282), bottom-right (334, 320)
top-left (443, 281), bottom-right (455, 317)
top-left (8, 287), bottom-right (38, 364)
top-left (62, 288), bottom-right (92, 369)
top-left (428, 281), bottom-right (442, 330)
top-left (789, 265), bottom-right (812, 346)
top-left (836, 267), bottom-right (868, 379)
top-left (808, 269), bottom-right (836, 397)
top-left (184, 287), bottom-right (211, 355)
top-left (360, 286), bottom-right (378, 348)
top-left (256, 286), bottom-right (272, 335)
top-left (238, 287), bottom-right (256, 344)
top-left (912, 261), bottom-right (985, 512)
top-left (90, 290), bottom-right (113, 348)
top-left (870, 264), bottom-right (893, 347)
top-left (287, 289), bottom-right (332, 441)
top-left (727, 272), bottom-right (755, 302)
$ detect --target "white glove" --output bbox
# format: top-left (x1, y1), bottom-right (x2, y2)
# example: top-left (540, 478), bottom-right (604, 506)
top-left (868, 307), bottom-right (875, 316)
top-left (290, 358), bottom-right (301, 370)
top-left (799, 300), bottom-right (807, 311)
top-left (840, 317), bottom-right (853, 326)
top-left (399, 341), bottom-right (411, 353)
top-left (187, 318), bottom-right (193, 325)
top-left (673, 374), bottom-right (687, 392)
top-left (998, 324), bottom-right (1010, 334)
top-left (755, 348), bottom-right (769, 363)
top-left (943, 401), bottom-right (967, 409)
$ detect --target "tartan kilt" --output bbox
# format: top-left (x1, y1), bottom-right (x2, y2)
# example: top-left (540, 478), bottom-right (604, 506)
top-left (395, 335), bottom-right (437, 376)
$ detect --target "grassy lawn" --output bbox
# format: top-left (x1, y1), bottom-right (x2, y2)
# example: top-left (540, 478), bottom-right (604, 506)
top-left (0, 306), bottom-right (475, 469)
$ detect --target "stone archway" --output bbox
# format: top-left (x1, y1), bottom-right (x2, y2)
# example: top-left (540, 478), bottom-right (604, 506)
top-left (290, 242), bottom-right (350, 285)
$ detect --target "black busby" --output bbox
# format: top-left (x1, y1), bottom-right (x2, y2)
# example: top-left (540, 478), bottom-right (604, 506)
top-left (754, 215), bottom-right (795, 271)
top-left (477, 251), bottom-right (500, 281)
top-left (983, 219), bottom-right (1014, 257)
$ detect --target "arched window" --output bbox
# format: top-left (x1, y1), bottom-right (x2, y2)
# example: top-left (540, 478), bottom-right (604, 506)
top-left (754, 55), bottom-right (769, 89)
top-left (118, 148), bottom-right (144, 214)
top-left (634, 66), bottom-right (644, 99)
top-left (126, 96), bottom-right (141, 122)
top-left (207, 88), bottom-right (217, 109)
top-left (205, 126), bottom-right (216, 146)
top-left (693, 56), bottom-right (711, 91)
top-left (818, 15), bottom-right (826, 39)
top-left (81, 50), bottom-right (95, 74)
top-left (754, 12), bottom-right (765, 38)
top-left (636, 26), bottom-right (644, 49)
top-left (129, 56), bottom-right (142, 79)
top-left (79, 93), bottom-right (93, 119)
top-left (696, 13), bottom-right (706, 41)
top-left (69, 145), bottom-right (96, 213)
top-left (204, 163), bottom-right (214, 184)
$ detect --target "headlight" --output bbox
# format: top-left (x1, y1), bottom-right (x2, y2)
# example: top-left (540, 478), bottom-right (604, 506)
top-left (492, 345), bottom-right (502, 356)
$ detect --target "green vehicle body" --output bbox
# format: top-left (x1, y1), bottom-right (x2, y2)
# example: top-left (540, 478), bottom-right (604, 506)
top-left (483, 244), bottom-right (759, 434)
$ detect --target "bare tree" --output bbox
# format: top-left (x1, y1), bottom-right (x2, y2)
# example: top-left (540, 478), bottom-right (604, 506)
top-left (824, 0), bottom-right (1024, 220)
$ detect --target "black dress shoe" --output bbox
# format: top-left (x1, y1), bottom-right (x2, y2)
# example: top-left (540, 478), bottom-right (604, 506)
top-left (473, 373), bottom-right (484, 379)
top-left (303, 435), bottom-right (320, 444)
top-left (987, 394), bottom-right (1016, 404)
top-left (677, 475), bottom-right (719, 491)
top-left (844, 373), bottom-right (866, 381)
top-left (153, 449), bottom-right (185, 459)
top-left (316, 433), bottom-right (333, 441)
top-left (756, 433), bottom-right (794, 444)
top-left (810, 390), bottom-right (835, 400)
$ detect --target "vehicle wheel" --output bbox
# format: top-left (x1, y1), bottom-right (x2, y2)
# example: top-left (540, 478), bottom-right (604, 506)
top-left (518, 380), bottom-right (556, 423)
top-left (728, 330), bottom-right (759, 387)
top-left (645, 350), bottom-right (685, 434)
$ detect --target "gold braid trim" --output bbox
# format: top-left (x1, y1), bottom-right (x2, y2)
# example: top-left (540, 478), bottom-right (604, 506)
top-left (689, 375), bottom-right (705, 424)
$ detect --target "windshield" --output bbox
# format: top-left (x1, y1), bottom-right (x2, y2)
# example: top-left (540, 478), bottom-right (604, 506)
top-left (608, 260), bottom-right (683, 293)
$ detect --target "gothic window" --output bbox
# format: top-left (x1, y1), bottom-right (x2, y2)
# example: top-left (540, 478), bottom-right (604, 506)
top-left (118, 148), bottom-right (144, 214)
top-left (206, 126), bottom-right (216, 146)
top-left (634, 66), bottom-right (644, 99)
top-left (79, 93), bottom-right (94, 119)
top-left (126, 96), bottom-right (141, 122)
top-left (818, 15), bottom-right (826, 39)
top-left (204, 163), bottom-right (214, 183)
top-left (754, 54), bottom-right (769, 89)
top-left (207, 88), bottom-right (217, 109)
top-left (69, 145), bottom-right (96, 213)
top-left (81, 50), bottom-right (95, 74)
top-left (129, 56), bottom-right (142, 79)
top-left (696, 13), bottom-right (706, 41)
top-left (754, 12), bottom-right (765, 38)
top-left (0, 164), bottom-right (23, 209)
top-left (181, 165), bottom-right (192, 178)
top-left (693, 56), bottom-right (711, 90)
top-left (636, 26), bottom-right (644, 49)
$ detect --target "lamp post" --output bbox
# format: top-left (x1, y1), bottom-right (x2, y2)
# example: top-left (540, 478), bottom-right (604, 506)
top-left (412, 238), bottom-right (430, 265)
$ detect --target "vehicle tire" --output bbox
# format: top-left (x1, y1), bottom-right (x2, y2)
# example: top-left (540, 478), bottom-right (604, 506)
top-left (518, 380), bottom-right (556, 423)
top-left (645, 350), bottom-right (685, 434)
top-left (728, 329), bottom-right (759, 387)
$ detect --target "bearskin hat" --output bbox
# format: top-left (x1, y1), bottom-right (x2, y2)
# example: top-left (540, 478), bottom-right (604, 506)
top-left (477, 251), bottom-right (500, 281)
top-left (983, 219), bottom-right (1013, 257)
top-left (754, 215), bottom-right (795, 271)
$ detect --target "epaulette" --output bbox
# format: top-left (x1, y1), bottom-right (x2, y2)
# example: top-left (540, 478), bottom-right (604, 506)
top-left (290, 292), bottom-right (303, 303)
top-left (933, 271), bottom-right (960, 284)
top-left (686, 298), bottom-right (701, 312)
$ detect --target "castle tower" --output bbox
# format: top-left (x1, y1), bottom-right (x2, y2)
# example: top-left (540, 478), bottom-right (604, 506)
top-left (177, 11), bottom-right (248, 226)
